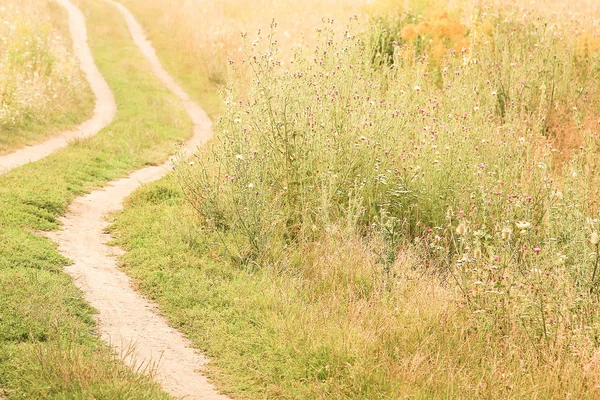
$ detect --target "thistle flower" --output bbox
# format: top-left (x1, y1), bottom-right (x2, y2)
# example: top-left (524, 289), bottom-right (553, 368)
top-left (456, 222), bottom-right (467, 236)
top-left (591, 232), bottom-right (600, 246)
top-left (502, 227), bottom-right (512, 240)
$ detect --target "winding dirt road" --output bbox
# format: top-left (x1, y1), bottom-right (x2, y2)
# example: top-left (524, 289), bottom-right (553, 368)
top-left (47, 1), bottom-right (226, 399)
top-left (0, 0), bottom-right (115, 175)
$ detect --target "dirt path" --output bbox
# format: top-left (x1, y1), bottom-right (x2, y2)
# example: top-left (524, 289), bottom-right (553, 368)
top-left (48, 1), bottom-right (226, 399)
top-left (107, 0), bottom-right (210, 136)
top-left (0, 0), bottom-right (115, 175)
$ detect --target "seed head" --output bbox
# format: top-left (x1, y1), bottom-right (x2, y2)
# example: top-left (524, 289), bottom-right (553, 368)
top-left (515, 221), bottom-right (531, 230)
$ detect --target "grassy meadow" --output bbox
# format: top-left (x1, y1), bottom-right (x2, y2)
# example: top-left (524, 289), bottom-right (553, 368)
top-left (0, 0), bottom-right (94, 155)
top-left (0, 0), bottom-right (598, 398)
top-left (111, 0), bottom-right (600, 398)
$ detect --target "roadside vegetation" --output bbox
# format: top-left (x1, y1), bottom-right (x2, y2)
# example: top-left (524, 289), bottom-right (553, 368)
top-left (112, 0), bottom-right (600, 398)
top-left (0, 0), bottom-right (94, 155)
top-left (0, 0), bottom-right (193, 397)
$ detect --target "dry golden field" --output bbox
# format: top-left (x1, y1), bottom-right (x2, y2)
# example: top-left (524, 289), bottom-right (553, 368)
top-left (0, 0), bottom-right (93, 154)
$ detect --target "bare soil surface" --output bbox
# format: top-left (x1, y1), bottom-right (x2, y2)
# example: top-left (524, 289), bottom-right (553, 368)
top-left (48, 1), bottom-right (225, 399)
top-left (0, 0), bottom-right (115, 175)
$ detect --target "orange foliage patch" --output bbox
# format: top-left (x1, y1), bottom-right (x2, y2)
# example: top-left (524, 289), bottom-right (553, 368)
top-left (577, 33), bottom-right (600, 58)
top-left (548, 108), bottom-right (600, 170)
top-left (400, 12), bottom-right (467, 60)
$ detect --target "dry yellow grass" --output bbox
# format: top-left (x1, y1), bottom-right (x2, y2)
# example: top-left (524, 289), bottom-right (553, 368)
top-left (0, 0), bottom-right (93, 155)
